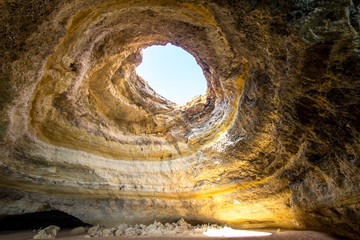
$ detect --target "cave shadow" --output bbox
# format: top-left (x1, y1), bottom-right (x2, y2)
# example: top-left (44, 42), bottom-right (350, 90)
top-left (0, 210), bottom-right (90, 231)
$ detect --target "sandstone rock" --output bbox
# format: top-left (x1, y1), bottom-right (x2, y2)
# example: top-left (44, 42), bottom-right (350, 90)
top-left (117, 223), bottom-right (128, 231)
top-left (177, 218), bottom-right (191, 229)
top-left (191, 228), bottom-right (205, 236)
top-left (0, 0), bottom-right (359, 239)
top-left (163, 230), bottom-right (179, 236)
top-left (145, 224), bottom-right (157, 233)
top-left (115, 223), bottom-right (128, 236)
top-left (70, 227), bottom-right (86, 235)
top-left (146, 229), bottom-right (163, 237)
top-left (87, 225), bottom-right (100, 237)
top-left (124, 227), bottom-right (140, 236)
top-left (33, 225), bottom-right (60, 239)
top-left (95, 227), bottom-right (108, 237)
top-left (115, 229), bottom-right (124, 236)
top-left (101, 228), bottom-right (113, 237)
top-left (155, 221), bottom-right (165, 230)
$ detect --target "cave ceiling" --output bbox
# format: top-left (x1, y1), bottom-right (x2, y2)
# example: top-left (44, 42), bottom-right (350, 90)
top-left (0, 0), bottom-right (359, 239)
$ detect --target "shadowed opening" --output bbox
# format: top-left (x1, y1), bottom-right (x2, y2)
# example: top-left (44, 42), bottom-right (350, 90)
top-left (0, 210), bottom-right (90, 231)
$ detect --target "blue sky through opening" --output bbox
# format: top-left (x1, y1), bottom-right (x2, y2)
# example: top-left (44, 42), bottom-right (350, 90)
top-left (136, 43), bottom-right (207, 105)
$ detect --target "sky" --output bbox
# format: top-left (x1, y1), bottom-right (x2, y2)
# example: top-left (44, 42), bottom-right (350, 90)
top-left (136, 43), bottom-right (207, 105)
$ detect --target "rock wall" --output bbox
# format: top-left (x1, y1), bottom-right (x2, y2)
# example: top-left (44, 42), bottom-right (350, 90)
top-left (0, 0), bottom-right (359, 239)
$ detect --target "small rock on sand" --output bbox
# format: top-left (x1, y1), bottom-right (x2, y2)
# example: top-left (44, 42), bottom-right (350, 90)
top-left (102, 228), bottom-right (114, 237)
top-left (70, 227), bottom-right (86, 235)
top-left (33, 225), bottom-right (60, 239)
top-left (87, 225), bottom-right (100, 237)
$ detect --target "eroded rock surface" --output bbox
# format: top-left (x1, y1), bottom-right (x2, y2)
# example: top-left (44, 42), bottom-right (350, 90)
top-left (86, 219), bottom-right (218, 238)
top-left (0, 0), bottom-right (359, 239)
top-left (33, 225), bottom-right (60, 239)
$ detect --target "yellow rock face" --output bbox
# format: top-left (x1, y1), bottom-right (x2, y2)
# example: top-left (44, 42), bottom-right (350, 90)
top-left (0, 0), bottom-right (359, 238)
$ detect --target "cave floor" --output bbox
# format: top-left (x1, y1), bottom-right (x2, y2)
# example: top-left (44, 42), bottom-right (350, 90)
top-left (0, 229), bottom-right (346, 240)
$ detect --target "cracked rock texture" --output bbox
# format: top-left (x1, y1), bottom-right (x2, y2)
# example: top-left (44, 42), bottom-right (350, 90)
top-left (0, 0), bottom-right (359, 239)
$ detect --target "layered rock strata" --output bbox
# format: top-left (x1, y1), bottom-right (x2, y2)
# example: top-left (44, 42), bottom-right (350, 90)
top-left (0, 0), bottom-right (359, 239)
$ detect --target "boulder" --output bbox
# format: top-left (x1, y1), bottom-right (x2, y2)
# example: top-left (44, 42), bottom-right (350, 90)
top-left (33, 225), bottom-right (60, 239)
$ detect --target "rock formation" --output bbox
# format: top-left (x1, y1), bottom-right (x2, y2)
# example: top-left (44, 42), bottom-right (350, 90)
top-left (84, 218), bottom-right (211, 238)
top-left (0, 0), bottom-right (359, 239)
top-left (33, 225), bottom-right (60, 239)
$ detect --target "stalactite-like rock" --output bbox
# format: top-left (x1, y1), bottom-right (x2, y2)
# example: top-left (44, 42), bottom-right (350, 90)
top-left (0, 0), bottom-right (359, 239)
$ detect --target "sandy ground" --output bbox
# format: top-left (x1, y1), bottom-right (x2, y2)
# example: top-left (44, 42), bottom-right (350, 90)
top-left (0, 229), bottom-right (346, 240)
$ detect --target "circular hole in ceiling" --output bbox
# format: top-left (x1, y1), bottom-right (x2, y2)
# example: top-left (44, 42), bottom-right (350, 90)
top-left (136, 43), bottom-right (207, 105)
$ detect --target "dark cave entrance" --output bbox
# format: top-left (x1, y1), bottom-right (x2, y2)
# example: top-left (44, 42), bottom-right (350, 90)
top-left (0, 210), bottom-right (90, 231)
